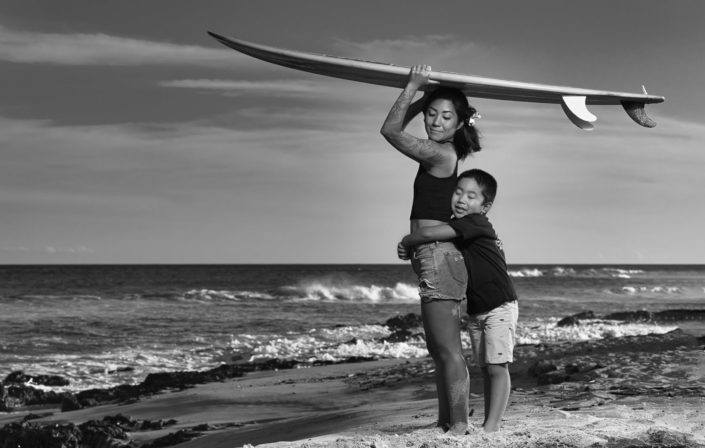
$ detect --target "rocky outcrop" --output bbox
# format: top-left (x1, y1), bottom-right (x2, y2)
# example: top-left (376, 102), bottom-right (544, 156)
top-left (3, 356), bottom-right (374, 412)
top-left (605, 309), bottom-right (705, 322)
top-left (1, 384), bottom-right (72, 412)
top-left (0, 414), bottom-right (179, 448)
top-left (556, 311), bottom-right (596, 327)
top-left (381, 313), bottom-right (424, 343)
top-left (3, 371), bottom-right (70, 387)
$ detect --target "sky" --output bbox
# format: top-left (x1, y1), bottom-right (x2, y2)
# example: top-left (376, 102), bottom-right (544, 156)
top-left (1, 0), bottom-right (704, 264)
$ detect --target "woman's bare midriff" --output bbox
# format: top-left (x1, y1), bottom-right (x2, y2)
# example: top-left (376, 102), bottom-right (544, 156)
top-left (410, 218), bottom-right (446, 233)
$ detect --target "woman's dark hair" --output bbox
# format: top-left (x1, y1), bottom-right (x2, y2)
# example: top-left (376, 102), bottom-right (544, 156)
top-left (423, 87), bottom-right (481, 160)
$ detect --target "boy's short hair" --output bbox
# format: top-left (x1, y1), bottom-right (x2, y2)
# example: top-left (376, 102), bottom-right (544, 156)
top-left (458, 169), bottom-right (497, 204)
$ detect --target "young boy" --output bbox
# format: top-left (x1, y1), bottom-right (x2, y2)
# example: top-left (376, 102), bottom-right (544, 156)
top-left (398, 168), bottom-right (518, 433)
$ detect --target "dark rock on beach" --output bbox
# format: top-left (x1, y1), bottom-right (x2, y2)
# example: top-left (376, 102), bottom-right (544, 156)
top-left (384, 313), bottom-right (423, 331)
top-left (107, 367), bottom-right (135, 374)
top-left (0, 421), bottom-right (83, 448)
top-left (603, 308), bottom-right (705, 322)
top-left (21, 413), bottom-right (53, 422)
top-left (381, 313), bottom-right (425, 343)
top-left (537, 370), bottom-right (571, 386)
top-left (527, 360), bottom-right (557, 377)
top-left (68, 364), bottom-right (255, 409)
top-left (605, 428), bottom-right (697, 448)
top-left (564, 361), bottom-right (603, 374)
top-left (140, 428), bottom-right (203, 448)
top-left (0, 419), bottom-right (129, 448)
top-left (1, 384), bottom-right (72, 411)
top-left (556, 311), bottom-right (596, 327)
top-left (603, 310), bottom-right (655, 322)
top-left (0, 414), bottom-right (180, 448)
top-left (3, 371), bottom-right (70, 387)
top-left (651, 308), bottom-right (705, 321)
top-left (61, 395), bottom-right (82, 412)
top-left (554, 308), bottom-right (705, 326)
top-left (519, 328), bottom-right (705, 389)
top-left (5, 355), bottom-right (377, 412)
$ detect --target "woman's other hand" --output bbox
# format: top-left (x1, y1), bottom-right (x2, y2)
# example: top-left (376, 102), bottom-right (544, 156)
top-left (397, 241), bottom-right (411, 260)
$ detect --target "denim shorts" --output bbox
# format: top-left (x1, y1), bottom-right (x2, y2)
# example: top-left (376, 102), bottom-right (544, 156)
top-left (411, 241), bottom-right (467, 302)
top-left (468, 300), bottom-right (519, 367)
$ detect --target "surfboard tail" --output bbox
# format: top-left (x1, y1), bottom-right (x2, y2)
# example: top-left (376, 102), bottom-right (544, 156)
top-left (622, 101), bottom-right (657, 128)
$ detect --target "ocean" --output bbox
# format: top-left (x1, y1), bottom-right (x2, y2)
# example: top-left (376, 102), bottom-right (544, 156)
top-left (1, 264), bottom-right (703, 393)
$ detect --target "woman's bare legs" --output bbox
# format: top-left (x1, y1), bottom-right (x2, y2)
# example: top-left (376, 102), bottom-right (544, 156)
top-left (481, 363), bottom-right (510, 432)
top-left (421, 299), bottom-right (469, 435)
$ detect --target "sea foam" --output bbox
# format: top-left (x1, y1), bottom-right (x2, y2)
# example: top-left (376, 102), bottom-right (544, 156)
top-left (283, 281), bottom-right (419, 303)
top-left (516, 318), bottom-right (677, 345)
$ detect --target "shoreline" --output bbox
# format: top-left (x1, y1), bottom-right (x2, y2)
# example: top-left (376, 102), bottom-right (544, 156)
top-left (2, 327), bottom-right (704, 447)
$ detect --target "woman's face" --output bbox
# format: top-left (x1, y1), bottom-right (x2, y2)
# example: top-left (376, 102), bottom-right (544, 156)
top-left (424, 98), bottom-right (462, 143)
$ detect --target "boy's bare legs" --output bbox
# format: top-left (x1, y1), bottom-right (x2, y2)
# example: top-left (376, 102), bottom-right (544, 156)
top-left (481, 367), bottom-right (491, 425)
top-left (481, 363), bottom-right (510, 432)
top-left (421, 299), bottom-right (469, 435)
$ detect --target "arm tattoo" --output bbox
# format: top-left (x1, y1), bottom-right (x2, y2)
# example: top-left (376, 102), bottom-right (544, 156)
top-left (381, 88), bottom-right (444, 164)
top-left (384, 89), bottom-right (416, 130)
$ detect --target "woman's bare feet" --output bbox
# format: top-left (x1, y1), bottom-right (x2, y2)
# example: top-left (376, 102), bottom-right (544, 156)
top-left (446, 423), bottom-right (468, 435)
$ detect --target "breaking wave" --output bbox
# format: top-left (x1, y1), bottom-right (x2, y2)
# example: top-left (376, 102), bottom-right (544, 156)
top-left (181, 289), bottom-right (274, 302)
top-left (282, 281), bottom-right (419, 303)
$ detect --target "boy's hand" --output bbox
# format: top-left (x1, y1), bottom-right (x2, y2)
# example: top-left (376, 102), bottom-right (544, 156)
top-left (397, 241), bottom-right (410, 260)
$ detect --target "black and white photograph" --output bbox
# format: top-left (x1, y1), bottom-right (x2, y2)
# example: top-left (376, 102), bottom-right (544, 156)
top-left (1, 1), bottom-right (704, 446)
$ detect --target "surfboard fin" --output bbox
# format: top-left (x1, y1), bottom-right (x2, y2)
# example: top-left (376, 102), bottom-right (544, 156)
top-left (561, 96), bottom-right (597, 130)
top-left (621, 101), bottom-right (657, 128)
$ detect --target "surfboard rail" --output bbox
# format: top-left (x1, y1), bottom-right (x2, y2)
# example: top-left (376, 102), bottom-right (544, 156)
top-left (207, 31), bottom-right (664, 130)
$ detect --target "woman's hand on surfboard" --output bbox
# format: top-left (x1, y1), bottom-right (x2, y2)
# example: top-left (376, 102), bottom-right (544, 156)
top-left (407, 65), bottom-right (432, 90)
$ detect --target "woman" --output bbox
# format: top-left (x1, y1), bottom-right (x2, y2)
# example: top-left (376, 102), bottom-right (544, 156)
top-left (380, 65), bottom-right (481, 434)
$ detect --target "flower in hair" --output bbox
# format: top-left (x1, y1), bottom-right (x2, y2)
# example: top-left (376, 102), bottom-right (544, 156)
top-left (467, 112), bottom-right (482, 126)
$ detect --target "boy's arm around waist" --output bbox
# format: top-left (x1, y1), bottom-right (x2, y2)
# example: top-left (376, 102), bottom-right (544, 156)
top-left (400, 224), bottom-right (459, 248)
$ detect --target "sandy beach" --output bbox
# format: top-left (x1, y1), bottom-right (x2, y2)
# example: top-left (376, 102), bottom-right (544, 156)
top-left (2, 325), bottom-right (704, 448)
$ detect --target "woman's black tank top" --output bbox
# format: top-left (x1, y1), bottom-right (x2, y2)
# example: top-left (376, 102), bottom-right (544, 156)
top-left (410, 164), bottom-right (458, 221)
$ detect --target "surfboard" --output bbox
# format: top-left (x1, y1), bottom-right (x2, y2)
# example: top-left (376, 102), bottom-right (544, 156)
top-left (207, 31), bottom-right (664, 130)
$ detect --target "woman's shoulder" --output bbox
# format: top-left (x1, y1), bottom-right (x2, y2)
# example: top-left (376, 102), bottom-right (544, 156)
top-left (422, 141), bottom-right (457, 168)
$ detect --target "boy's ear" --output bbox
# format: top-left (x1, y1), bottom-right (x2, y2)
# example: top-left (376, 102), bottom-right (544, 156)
top-left (481, 202), bottom-right (493, 214)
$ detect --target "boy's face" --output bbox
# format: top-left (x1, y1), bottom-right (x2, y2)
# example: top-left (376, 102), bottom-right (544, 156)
top-left (451, 177), bottom-right (490, 218)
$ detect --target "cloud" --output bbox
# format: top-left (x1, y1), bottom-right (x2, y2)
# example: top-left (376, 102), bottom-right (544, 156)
top-left (0, 245), bottom-right (93, 254)
top-left (0, 25), bottom-right (250, 68)
top-left (158, 78), bottom-right (321, 95)
top-left (0, 113), bottom-right (387, 205)
top-left (43, 245), bottom-right (94, 254)
top-left (0, 245), bottom-right (30, 252)
top-left (0, 113), bottom-right (411, 262)
top-left (333, 35), bottom-right (484, 65)
top-left (331, 35), bottom-right (508, 75)
top-left (1, 104), bottom-right (704, 263)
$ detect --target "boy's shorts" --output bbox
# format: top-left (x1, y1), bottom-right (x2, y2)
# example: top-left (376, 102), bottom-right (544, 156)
top-left (411, 241), bottom-right (467, 302)
top-left (468, 300), bottom-right (518, 367)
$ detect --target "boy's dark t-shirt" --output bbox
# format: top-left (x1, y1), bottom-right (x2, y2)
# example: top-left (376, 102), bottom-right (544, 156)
top-left (447, 214), bottom-right (518, 315)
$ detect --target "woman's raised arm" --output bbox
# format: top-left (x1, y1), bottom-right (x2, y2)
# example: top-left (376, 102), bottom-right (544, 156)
top-left (380, 65), bottom-right (448, 165)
